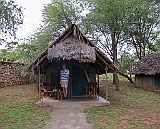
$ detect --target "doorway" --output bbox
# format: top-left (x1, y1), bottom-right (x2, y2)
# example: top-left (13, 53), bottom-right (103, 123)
top-left (51, 73), bottom-right (61, 90)
top-left (72, 64), bottom-right (88, 96)
top-left (154, 74), bottom-right (160, 86)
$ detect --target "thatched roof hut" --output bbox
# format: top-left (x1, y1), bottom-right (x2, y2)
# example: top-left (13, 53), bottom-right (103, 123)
top-left (130, 52), bottom-right (160, 91)
top-left (130, 52), bottom-right (160, 75)
top-left (28, 24), bottom-right (117, 97)
top-left (29, 24), bottom-right (117, 74)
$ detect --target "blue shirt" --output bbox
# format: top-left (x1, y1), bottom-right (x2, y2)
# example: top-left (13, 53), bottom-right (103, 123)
top-left (60, 69), bottom-right (69, 82)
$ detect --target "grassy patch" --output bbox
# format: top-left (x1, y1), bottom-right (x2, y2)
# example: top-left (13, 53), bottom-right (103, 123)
top-left (98, 125), bottom-right (106, 129)
top-left (100, 74), bottom-right (135, 82)
top-left (84, 107), bottom-right (126, 128)
top-left (156, 110), bottom-right (160, 117)
top-left (84, 82), bottom-right (160, 129)
top-left (0, 84), bottom-right (52, 129)
top-left (118, 86), bottom-right (160, 106)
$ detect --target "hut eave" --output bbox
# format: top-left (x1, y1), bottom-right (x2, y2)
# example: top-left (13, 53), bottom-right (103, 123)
top-left (129, 52), bottom-right (160, 75)
top-left (28, 24), bottom-right (118, 74)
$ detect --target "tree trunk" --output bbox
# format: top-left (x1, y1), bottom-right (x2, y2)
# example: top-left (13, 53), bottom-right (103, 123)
top-left (111, 31), bottom-right (119, 91)
top-left (113, 71), bottom-right (119, 90)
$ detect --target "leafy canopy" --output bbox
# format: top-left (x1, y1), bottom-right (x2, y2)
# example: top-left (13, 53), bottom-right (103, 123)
top-left (0, 0), bottom-right (23, 44)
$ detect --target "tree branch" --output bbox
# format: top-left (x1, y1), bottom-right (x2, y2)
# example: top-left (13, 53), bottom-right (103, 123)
top-left (118, 71), bottom-right (134, 83)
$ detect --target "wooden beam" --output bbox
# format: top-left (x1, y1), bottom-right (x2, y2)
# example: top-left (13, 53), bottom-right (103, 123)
top-left (60, 28), bottom-right (74, 42)
top-left (95, 61), bottom-right (104, 68)
top-left (40, 59), bottom-right (48, 69)
top-left (96, 53), bottom-right (115, 71)
top-left (35, 55), bottom-right (47, 68)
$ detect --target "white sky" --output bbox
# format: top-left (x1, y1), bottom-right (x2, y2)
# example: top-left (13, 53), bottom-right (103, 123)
top-left (15, 0), bottom-right (51, 39)
top-left (1, 0), bottom-right (51, 49)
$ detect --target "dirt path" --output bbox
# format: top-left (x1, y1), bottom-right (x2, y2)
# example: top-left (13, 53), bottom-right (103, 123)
top-left (43, 101), bottom-right (92, 129)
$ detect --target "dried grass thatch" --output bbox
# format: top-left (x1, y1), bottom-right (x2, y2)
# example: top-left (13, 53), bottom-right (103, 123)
top-left (47, 36), bottom-right (96, 63)
top-left (130, 52), bottom-right (160, 75)
top-left (29, 24), bottom-right (117, 74)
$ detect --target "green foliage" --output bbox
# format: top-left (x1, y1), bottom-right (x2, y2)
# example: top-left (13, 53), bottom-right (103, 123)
top-left (84, 0), bottom-right (159, 85)
top-left (100, 74), bottom-right (135, 82)
top-left (85, 0), bottom-right (130, 56)
top-left (7, 0), bottom-right (159, 72)
top-left (150, 39), bottom-right (160, 52)
top-left (0, 49), bottom-right (8, 57)
top-left (5, 41), bottom-right (19, 50)
top-left (17, 29), bottom-right (52, 65)
top-left (123, 0), bottom-right (160, 59)
top-left (0, 41), bottom-right (21, 62)
top-left (42, 0), bottom-right (85, 37)
top-left (43, 1), bottom-right (74, 26)
top-left (0, 49), bottom-right (13, 60)
top-left (85, 0), bottom-right (160, 59)
top-left (15, 0), bottom-right (86, 67)
top-left (0, 0), bottom-right (23, 44)
top-left (85, 0), bottom-right (131, 86)
top-left (118, 53), bottom-right (137, 73)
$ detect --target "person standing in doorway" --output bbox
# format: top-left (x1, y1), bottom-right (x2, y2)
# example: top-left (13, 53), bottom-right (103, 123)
top-left (60, 64), bottom-right (69, 99)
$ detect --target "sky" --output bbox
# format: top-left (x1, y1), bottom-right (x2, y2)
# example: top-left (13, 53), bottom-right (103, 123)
top-left (1, 0), bottom-right (51, 49)
top-left (15, 0), bottom-right (51, 39)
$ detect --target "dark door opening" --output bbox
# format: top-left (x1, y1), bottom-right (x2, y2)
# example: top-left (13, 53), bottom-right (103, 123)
top-left (51, 73), bottom-right (61, 90)
top-left (72, 64), bottom-right (88, 96)
top-left (154, 74), bottom-right (160, 89)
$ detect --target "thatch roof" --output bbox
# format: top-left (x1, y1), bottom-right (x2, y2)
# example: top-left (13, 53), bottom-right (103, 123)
top-left (130, 52), bottom-right (160, 75)
top-left (28, 24), bottom-right (117, 74)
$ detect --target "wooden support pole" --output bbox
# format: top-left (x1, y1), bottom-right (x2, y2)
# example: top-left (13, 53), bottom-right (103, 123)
top-left (105, 67), bottom-right (110, 105)
top-left (98, 69), bottom-right (100, 98)
top-left (106, 69), bottom-right (108, 101)
top-left (38, 65), bottom-right (41, 102)
top-left (96, 53), bottom-right (115, 71)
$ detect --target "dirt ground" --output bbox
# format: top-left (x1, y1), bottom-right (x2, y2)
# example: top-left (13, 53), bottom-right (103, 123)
top-left (43, 101), bottom-right (92, 129)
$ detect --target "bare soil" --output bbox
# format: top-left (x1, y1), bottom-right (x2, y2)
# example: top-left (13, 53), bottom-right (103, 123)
top-left (43, 102), bottom-right (92, 129)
